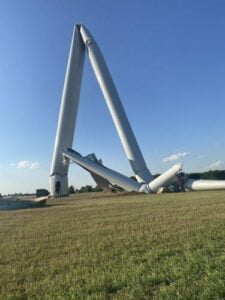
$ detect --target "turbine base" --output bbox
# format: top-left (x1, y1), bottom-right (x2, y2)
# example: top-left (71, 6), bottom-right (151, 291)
top-left (49, 174), bottom-right (68, 197)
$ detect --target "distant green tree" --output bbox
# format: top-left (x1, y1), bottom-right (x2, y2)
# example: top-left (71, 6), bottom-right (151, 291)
top-left (188, 173), bottom-right (201, 180)
top-left (85, 185), bottom-right (93, 192)
top-left (79, 186), bottom-right (86, 193)
top-left (78, 185), bottom-right (94, 193)
top-left (92, 185), bottom-right (103, 192)
top-left (188, 170), bottom-right (225, 180)
top-left (69, 185), bottom-right (75, 194)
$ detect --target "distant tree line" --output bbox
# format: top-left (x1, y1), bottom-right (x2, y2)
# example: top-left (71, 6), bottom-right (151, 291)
top-left (69, 185), bottom-right (103, 194)
top-left (5, 192), bottom-right (36, 197)
top-left (188, 170), bottom-right (225, 180)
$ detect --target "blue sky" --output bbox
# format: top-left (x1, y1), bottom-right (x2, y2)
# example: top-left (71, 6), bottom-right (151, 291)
top-left (0, 0), bottom-right (225, 194)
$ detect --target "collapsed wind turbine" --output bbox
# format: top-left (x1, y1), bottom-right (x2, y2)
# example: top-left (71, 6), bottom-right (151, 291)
top-left (50, 24), bottom-right (225, 196)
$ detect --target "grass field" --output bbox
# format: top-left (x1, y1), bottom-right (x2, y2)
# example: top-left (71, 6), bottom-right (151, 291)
top-left (1, 191), bottom-right (225, 299)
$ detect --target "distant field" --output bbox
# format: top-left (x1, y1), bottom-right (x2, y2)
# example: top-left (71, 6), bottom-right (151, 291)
top-left (1, 191), bottom-right (225, 299)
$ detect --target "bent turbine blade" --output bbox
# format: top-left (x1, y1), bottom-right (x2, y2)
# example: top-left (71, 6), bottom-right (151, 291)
top-left (63, 149), bottom-right (142, 192)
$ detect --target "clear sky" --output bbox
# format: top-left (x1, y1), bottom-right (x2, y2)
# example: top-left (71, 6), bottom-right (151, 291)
top-left (0, 0), bottom-right (225, 194)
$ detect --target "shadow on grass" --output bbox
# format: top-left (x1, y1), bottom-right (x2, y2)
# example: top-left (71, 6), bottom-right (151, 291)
top-left (0, 203), bottom-right (53, 212)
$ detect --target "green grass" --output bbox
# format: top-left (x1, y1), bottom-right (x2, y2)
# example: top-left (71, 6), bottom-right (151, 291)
top-left (1, 191), bottom-right (225, 299)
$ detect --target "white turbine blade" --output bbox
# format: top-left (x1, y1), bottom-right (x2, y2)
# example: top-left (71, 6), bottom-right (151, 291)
top-left (79, 24), bottom-right (152, 183)
top-left (148, 164), bottom-right (182, 193)
top-left (63, 149), bottom-right (142, 192)
top-left (184, 179), bottom-right (225, 191)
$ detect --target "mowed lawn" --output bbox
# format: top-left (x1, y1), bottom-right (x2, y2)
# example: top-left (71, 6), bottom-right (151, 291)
top-left (1, 191), bottom-right (225, 299)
